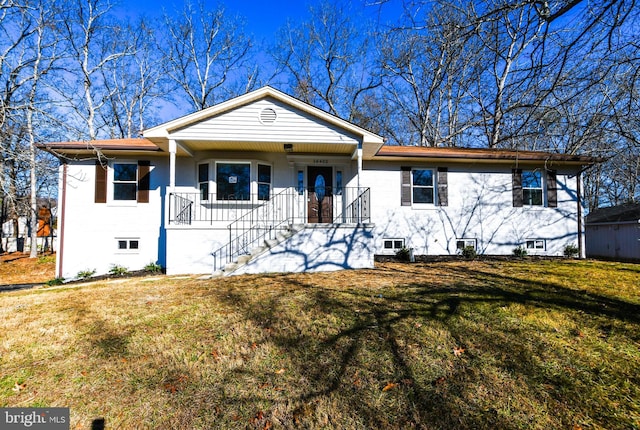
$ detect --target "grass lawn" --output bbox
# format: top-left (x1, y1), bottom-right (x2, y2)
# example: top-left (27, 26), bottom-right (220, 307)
top-left (0, 258), bottom-right (639, 429)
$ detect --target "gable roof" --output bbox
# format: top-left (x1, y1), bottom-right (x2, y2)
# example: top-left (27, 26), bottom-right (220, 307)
top-left (144, 86), bottom-right (385, 155)
top-left (586, 203), bottom-right (640, 224)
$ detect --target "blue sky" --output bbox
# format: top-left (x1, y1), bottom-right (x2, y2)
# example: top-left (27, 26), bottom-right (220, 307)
top-left (121, 0), bottom-right (406, 43)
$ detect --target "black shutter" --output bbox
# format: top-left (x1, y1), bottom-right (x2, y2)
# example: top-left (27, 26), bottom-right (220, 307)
top-left (95, 161), bottom-right (107, 203)
top-left (401, 166), bottom-right (411, 206)
top-left (437, 167), bottom-right (448, 206)
top-left (546, 170), bottom-right (557, 208)
top-left (137, 160), bottom-right (150, 203)
top-left (512, 169), bottom-right (523, 207)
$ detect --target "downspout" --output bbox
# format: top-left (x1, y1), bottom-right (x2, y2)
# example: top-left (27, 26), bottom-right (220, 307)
top-left (57, 162), bottom-right (67, 278)
top-left (577, 170), bottom-right (584, 258)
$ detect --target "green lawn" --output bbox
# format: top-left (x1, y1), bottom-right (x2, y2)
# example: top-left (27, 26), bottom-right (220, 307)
top-left (0, 260), bottom-right (639, 429)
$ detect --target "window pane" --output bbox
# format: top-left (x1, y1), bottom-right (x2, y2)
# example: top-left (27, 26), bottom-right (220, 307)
top-left (198, 164), bottom-right (209, 182)
top-left (114, 183), bottom-right (137, 200)
top-left (384, 240), bottom-right (393, 249)
top-left (412, 169), bottom-right (433, 186)
top-left (394, 240), bottom-right (404, 249)
top-left (298, 170), bottom-right (304, 195)
top-left (216, 163), bottom-right (250, 200)
top-left (413, 187), bottom-right (434, 204)
top-left (258, 164), bottom-right (271, 183)
top-left (522, 171), bottom-right (542, 188)
top-left (258, 184), bottom-right (270, 201)
top-left (523, 189), bottom-right (543, 205)
top-left (457, 240), bottom-right (465, 250)
top-left (200, 182), bottom-right (209, 200)
top-left (114, 164), bottom-right (137, 181)
top-left (118, 240), bottom-right (127, 249)
top-left (526, 240), bottom-right (535, 249)
top-left (129, 240), bottom-right (139, 249)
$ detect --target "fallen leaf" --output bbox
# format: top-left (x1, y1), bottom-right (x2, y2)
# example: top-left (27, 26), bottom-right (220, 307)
top-left (382, 382), bottom-right (398, 392)
top-left (12, 382), bottom-right (27, 392)
top-left (453, 347), bottom-right (465, 356)
top-left (211, 350), bottom-right (219, 359)
top-left (263, 420), bottom-right (272, 429)
top-left (251, 342), bottom-right (258, 350)
top-left (258, 382), bottom-right (270, 389)
top-left (232, 414), bottom-right (242, 422)
top-left (275, 368), bottom-right (285, 375)
top-left (432, 376), bottom-right (447, 386)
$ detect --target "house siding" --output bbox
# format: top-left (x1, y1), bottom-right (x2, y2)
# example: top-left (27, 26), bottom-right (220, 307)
top-left (57, 158), bottom-right (168, 279)
top-left (170, 97), bottom-right (361, 146)
top-left (361, 162), bottom-right (579, 256)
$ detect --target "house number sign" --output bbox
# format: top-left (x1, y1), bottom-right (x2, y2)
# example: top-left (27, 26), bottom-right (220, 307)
top-left (313, 159), bottom-right (329, 164)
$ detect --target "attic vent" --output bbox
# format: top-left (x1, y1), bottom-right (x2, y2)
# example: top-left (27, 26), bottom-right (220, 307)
top-left (259, 107), bottom-right (277, 124)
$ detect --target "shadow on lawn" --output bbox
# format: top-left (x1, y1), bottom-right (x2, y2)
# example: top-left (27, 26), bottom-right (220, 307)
top-left (211, 265), bottom-right (640, 429)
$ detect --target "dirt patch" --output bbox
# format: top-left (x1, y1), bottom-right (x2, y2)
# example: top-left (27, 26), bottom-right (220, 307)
top-left (0, 253), bottom-right (55, 285)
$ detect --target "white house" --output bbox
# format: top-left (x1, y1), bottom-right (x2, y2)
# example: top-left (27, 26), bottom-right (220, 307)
top-left (41, 86), bottom-right (597, 279)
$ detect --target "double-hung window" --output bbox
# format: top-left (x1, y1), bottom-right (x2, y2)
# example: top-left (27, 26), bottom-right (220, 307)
top-left (113, 163), bottom-right (138, 201)
top-left (257, 164), bottom-right (271, 201)
top-left (198, 163), bottom-right (209, 200)
top-left (522, 170), bottom-right (543, 206)
top-left (412, 169), bottom-right (435, 204)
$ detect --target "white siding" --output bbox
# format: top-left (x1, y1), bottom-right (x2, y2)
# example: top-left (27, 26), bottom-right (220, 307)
top-left (170, 97), bottom-right (360, 145)
top-left (362, 162), bottom-right (580, 257)
top-left (58, 157), bottom-right (167, 279)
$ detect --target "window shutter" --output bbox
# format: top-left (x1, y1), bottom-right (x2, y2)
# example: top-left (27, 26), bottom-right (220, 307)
top-left (512, 169), bottom-right (523, 207)
top-left (546, 170), bottom-right (557, 208)
top-left (401, 166), bottom-right (411, 206)
top-left (95, 161), bottom-right (107, 203)
top-left (137, 160), bottom-right (150, 203)
top-left (437, 167), bottom-right (448, 206)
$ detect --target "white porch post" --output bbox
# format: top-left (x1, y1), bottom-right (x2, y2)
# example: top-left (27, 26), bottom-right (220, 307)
top-left (169, 139), bottom-right (176, 191)
top-left (357, 144), bottom-right (362, 190)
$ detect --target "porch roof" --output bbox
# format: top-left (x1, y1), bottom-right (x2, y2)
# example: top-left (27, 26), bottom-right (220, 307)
top-left (37, 138), bottom-right (162, 157)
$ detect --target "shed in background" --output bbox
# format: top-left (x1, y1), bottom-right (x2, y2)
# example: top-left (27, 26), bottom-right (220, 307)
top-left (585, 203), bottom-right (640, 262)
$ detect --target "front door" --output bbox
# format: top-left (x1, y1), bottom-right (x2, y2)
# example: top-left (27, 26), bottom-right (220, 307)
top-left (307, 166), bottom-right (333, 223)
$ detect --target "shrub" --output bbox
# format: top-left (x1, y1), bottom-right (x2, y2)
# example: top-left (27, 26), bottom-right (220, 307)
top-left (512, 246), bottom-right (527, 258)
top-left (109, 264), bottom-right (128, 276)
top-left (77, 269), bottom-right (96, 280)
top-left (461, 245), bottom-right (477, 260)
top-left (45, 277), bottom-right (65, 286)
top-left (564, 243), bottom-right (579, 258)
top-left (396, 246), bottom-right (412, 262)
top-left (144, 261), bottom-right (162, 273)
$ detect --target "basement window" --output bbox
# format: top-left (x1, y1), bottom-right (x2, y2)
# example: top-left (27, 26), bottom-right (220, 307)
top-left (383, 238), bottom-right (405, 251)
top-left (456, 238), bottom-right (477, 251)
top-left (525, 239), bottom-right (545, 250)
top-left (117, 238), bottom-right (140, 253)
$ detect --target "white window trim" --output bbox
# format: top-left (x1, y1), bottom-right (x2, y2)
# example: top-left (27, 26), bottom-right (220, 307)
top-left (522, 170), bottom-right (545, 207)
top-left (115, 237), bottom-right (140, 254)
top-left (197, 159), bottom-right (274, 202)
top-left (382, 238), bottom-right (405, 254)
top-left (456, 238), bottom-right (477, 251)
top-left (108, 161), bottom-right (138, 206)
top-left (411, 168), bottom-right (437, 208)
top-left (525, 239), bottom-right (546, 251)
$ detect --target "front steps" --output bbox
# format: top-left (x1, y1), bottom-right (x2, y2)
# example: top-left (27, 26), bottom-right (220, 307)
top-left (216, 223), bottom-right (375, 276)
top-left (215, 224), bottom-right (305, 276)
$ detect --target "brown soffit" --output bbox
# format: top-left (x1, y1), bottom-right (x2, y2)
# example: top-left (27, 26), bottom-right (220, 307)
top-left (37, 138), bottom-right (162, 154)
top-left (373, 145), bottom-right (600, 165)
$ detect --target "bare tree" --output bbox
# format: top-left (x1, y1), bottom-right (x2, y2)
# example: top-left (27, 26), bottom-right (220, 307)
top-left (161, 1), bottom-right (253, 111)
top-left (56, 0), bottom-right (131, 140)
top-left (271, 0), bottom-right (381, 123)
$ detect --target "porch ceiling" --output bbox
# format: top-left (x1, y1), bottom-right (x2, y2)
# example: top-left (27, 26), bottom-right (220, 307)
top-left (176, 140), bottom-right (357, 155)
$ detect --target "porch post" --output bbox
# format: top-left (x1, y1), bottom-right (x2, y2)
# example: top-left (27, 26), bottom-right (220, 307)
top-left (169, 139), bottom-right (176, 191)
top-left (357, 144), bottom-right (363, 223)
